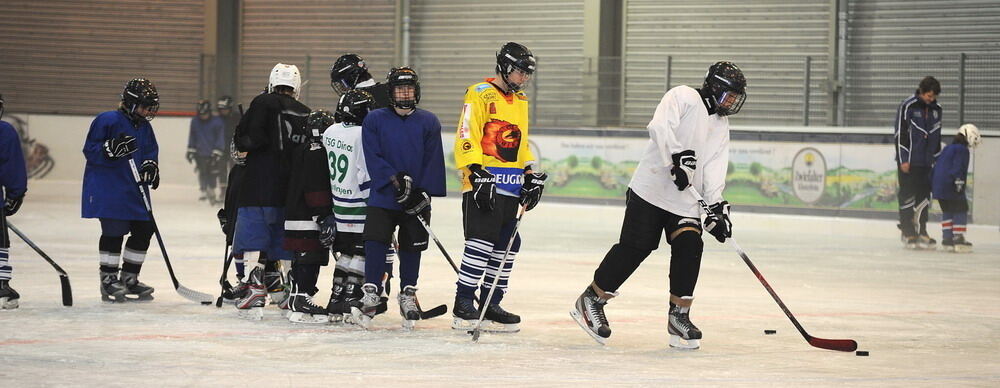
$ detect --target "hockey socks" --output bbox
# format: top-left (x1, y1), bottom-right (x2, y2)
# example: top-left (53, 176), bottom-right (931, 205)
top-left (456, 238), bottom-right (493, 300)
top-left (0, 246), bottom-right (10, 282)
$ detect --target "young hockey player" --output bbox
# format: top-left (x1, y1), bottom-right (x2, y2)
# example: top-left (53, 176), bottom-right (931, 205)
top-left (81, 78), bottom-right (162, 303)
top-left (571, 62), bottom-right (745, 349)
top-left (216, 96), bottom-right (239, 194)
top-left (452, 42), bottom-right (547, 333)
top-left (1, 94), bottom-right (28, 309)
top-left (322, 89), bottom-right (376, 324)
top-left (232, 63), bottom-right (311, 320)
top-left (282, 110), bottom-right (337, 324)
top-left (895, 76), bottom-right (942, 249)
top-left (186, 99), bottom-right (225, 204)
top-left (217, 142), bottom-right (249, 304)
top-left (358, 67), bottom-right (446, 329)
top-left (932, 124), bottom-right (980, 253)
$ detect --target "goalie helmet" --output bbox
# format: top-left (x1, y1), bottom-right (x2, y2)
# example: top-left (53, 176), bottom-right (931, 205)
top-left (386, 67), bottom-right (420, 110)
top-left (330, 53), bottom-right (371, 95)
top-left (306, 110), bottom-right (336, 138)
top-left (268, 63), bottom-right (301, 95)
top-left (121, 78), bottom-right (160, 121)
top-left (496, 42), bottom-right (536, 92)
top-left (701, 61), bottom-right (746, 117)
top-left (958, 123), bottom-right (981, 148)
top-left (335, 89), bottom-right (374, 126)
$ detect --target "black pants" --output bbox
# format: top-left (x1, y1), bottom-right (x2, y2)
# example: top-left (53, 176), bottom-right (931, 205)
top-left (897, 166), bottom-right (932, 236)
top-left (593, 189), bottom-right (704, 298)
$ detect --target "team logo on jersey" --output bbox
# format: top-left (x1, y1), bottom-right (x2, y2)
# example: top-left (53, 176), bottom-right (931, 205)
top-left (791, 147), bottom-right (827, 204)
top-left (489, 102), bottom-right (496, 114)
top-left (481, 119), bottom-right (521, 162)
top-left (461, 140), bottom-right (473, 151)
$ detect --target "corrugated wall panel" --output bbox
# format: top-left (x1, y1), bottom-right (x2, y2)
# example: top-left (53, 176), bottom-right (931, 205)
top-left (409, 0), bottom-right (585, 128)
top-left (624, 1), bottom-right (832, 127)
top-left (845, 0), bottom-right (1000, 129)
top-left (239, 0), bottom-right (396, 112)
top-left (0, 0), bottom-right (205, 115)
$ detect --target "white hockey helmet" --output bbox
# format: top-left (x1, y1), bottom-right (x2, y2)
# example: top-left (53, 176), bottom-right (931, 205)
top-left (268, 63), bottom-right (301, 95)
top-left (958, 123), bottom-right (981, 148)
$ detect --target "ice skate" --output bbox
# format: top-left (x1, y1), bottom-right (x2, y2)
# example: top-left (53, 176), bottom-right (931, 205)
top-left (325, 281), bottom-right (347, 324)
top-left (100, 271), bottom-right (127, 303)
top-left (953, 235), bottom-right (973, 253)
top-left (917, 235), bottom-right (937, 250)
top-left (287, 282), bottom-right (329, 324)
top-left (352, 283), bottom-right (382, 329)
top-left (264, 270), bottom-right (288, 306)
top-left (902, 235), bottom-right (919, 250)
top-left (940, 238), bottom-right (954, 252)
top-left (571, 284), bottom-right (617, 345)
top-left (397, 285), bottom-right (421, 330)
top-left (481, 304), bottom-right (521, 333)
top-left (451, 295), bottom-right (480, 331)
top-left (121, 271), bottom-right (154, 301)
top-left (236, 268), bottom-right (266, 320)
top-left (668, 296), bottom-right (702, 350)
top-left (0, 280), bottom-right (20, 310)
top-left (222, 280), bottom-right (249, 305)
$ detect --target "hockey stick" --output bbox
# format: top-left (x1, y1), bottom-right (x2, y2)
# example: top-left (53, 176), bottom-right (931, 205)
top-left (128, 159), bottom-right (214, 304)
top-left (687, 187), bottom-right (858, 352)
top-left (470, 205), bottom-right (527, 342)
top-left (5, 221), bottom-right (73, 307)
top-left (215, 244), bottom-right (233, 307)
top-left (415, 214), bottom-right (459, 274)
top-left (392, 226), bottom-right (449, 319)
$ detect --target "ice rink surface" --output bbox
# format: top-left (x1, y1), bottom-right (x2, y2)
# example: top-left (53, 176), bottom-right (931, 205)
top-left (1, 181), bottom-right (998, 387)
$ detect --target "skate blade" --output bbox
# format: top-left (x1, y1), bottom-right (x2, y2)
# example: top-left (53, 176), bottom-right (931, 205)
top-left (569, 310), bottom-right (607, 345)
top-left (0, 297), bottom-right (19, 310)
top-left (954, 245), bottom-right (973, 253)
top-left (101, 292), bottom-right (127, 304)
top-left (350, 307), bottom-right (372, 330)
top-left (402, 319), bottom-right (415, 331)
top-left (124, 294), bottom-right (155, 302)
top-left (288, 312), bottom-right (330, 324)
top-left (451, 317), bottom-right (480, 331)
top-left (472, 321), bottom-right (520, 334)
top-left (669, 335), bottom-right (700, 350)
top-left (329, 314), bottom-right (344, 324)
top-left (238, 307), bottom-right (264, 321)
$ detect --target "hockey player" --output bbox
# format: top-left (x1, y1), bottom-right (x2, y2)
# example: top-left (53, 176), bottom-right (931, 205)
top-left (330, 53), bottom-right (391, 108)
top-left (895, 76), bottom-right (942, 249)
top-left (932, 124), bottom-right (980, 253)
top-left (358, 67), bottom-right (446, 328)
top-left (282, 110), bottom-right (337, 324)
top-left (82, 78), bottom-right (162, 303)
top-left (571, 62), bottom-right (744, 349)
top-left (217, 143), bottom-right (249, 304)
top-left (216, 95), bottom-right (239, 194)
top-left (322, 89), bottom-right (376, 323)
top-left (452, 42), bottom-right (547, 333)
top-left (186, 99), bottom-right (226, 204)
top-left (232, 63), bottom-right (311, 320)
top-left (1, 93), bottom-right (28, 309)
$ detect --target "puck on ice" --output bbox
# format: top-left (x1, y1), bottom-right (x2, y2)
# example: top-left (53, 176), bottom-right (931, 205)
top-left (856, 351), bottom-right (869, 356)
top-left (764, 330), bottom-right (777, 335)
top-left (201, 301), bottom-right (212, 305)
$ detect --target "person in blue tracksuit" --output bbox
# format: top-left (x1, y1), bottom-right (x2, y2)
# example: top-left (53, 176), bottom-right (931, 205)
top-left (186, 99), bottom-right (226, 204)
top-left (894, 76), bottom-right (942, 249)
top-left (81, 78), bottom-right (161, 303)
top-left (932, 124), bottom-right (980, 253)
top-left (0, 94), bottom-right (28, 309)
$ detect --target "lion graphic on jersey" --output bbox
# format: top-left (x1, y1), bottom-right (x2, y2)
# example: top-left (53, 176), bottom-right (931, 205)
top-left (481, 118), bottom-right (521, 163)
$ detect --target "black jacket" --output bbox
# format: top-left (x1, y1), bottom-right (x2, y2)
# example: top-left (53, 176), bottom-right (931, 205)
top-left (233, 92), bottom-right (310, 207)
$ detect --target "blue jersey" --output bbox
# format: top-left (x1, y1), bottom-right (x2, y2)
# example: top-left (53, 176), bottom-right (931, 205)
top-left (931, 142), bottom-right (970, 201)
top-left (187, 115), bottom-right (225, 157)
top-left (81, 110), bottom-right (159, 220)
top-left (0, 121), bottom-right (28, 203)
top-left (361, 108), bottom-right (446, 210)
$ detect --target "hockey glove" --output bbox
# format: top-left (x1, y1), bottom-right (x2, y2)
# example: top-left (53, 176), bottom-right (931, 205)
top-left (318, 215), bottom-right (337, 248)
top-left (520, 171), bottom-right (548, 211)
top-left (670, 150), bottom-right (697, 191)
top-left (139, 160), bottom-right (160, 190)
top-left (955, 178), bottom-right (965, 193)
top-left (186, 148), bottom-right (196, 163)
top-left (401, 189), bottom-right (431, 216)
top-left (3, 194), bottom-right (24, 216)
top-left (216, 208), bottom-right (229, 234)
top-left (704, 201), bottom-right (732, 243)
top-left (104, 133), bottom-right (137, 160)
top-left (468, 164), bottom-right (496, 211)
top-left (393, 172), bottom-right (414, 204)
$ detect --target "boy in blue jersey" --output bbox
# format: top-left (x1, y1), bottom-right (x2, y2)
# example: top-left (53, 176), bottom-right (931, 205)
top-left (81, 78), bottom-right (161, 303)
top-left (1, 94), bottom-right (28, 309)
top-left (357, 67), bottom-right (446, 328)
top-left (186, 99), bottom-right (225, 204)
top-left (932, 124), bottom-right (980, 253)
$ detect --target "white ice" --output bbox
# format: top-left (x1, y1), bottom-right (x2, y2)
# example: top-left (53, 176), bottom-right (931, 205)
top-left (1, 180), bottom-right (998, 386)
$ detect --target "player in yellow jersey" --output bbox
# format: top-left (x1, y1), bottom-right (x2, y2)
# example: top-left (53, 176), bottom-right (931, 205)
top-left (451, 42), bottom-right (548, 333)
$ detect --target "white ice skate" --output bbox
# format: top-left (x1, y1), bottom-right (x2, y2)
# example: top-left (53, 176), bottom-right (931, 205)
top-left (668, 296), bottom-right (701, 350)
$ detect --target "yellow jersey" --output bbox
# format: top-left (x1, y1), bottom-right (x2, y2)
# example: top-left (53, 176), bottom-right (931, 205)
top-left (454, 78), bottom-right (536, 195)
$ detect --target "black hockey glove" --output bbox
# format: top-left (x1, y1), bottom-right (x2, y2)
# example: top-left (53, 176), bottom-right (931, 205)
top-left (216, 208), bottom-right (229, 235)
top-left (519, 171), bottom-right (548, 211)
top-left (468, 164), bottom-right (496, 211)
top-left (704, 201), bottom-right (732, 243)
top-left (139, 160), bottom-right (160, 190)
top-left (318, 215), bottom-right (337, 248)
top-left (954, 178), bottom-right (965, 193)
top-left (104, 133), bottom-right (137, 160)
top-left (185, 148), bottom-right (196, 163)
top-left (401, 189), bottom-right (431, 216)
top-left (670, 150), bottom-right (697, 191)
top-left (393, 172), bottom-right (414, 204)
top-left (3, 194), bottom-right (24, 216)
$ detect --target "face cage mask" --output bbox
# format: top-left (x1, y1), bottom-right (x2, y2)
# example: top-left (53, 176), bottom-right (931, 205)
top-left (501, 65), bottom-right (533, 93)
top-left (128, 101), bottom-right (159, 122)
top-left (390, 84), bottom-right (419, 110)
top-left (331, 78), bottom-right (353, 95)
top-left (715, 90), bottom-right (745, 117)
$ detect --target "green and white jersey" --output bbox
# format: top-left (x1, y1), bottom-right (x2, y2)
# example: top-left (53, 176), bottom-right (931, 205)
top-left (322, 122), bottom-right (370, 233)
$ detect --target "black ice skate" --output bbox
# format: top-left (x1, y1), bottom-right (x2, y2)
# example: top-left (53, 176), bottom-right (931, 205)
top-left (952, 235), bottom-right (973, 253)
top-left (353, 283), bottom-right (383, 329)
top-left (287, 282), bottom-right (329, 324)
top-left (222, 279), bottom-right (249, 305)
top-left (121, 271), bottom-right (154, 301)
top-left (236, 267), bottom-right (266, 320)
top-left (451, 295), bottom-right (480, 331)
top-left (668, 296), bottom-right (702, 350)
top-left (571, 284), bottom-right (617, 345)
top-left (325, 280), bottom-right (347, 323)
top-left (481, 304), bottom-right (521, 333)
top-left (264, 270), bottom-right (288, 307)
top-left (0, 280), bottom-right (20, 310)
top-left (100, 271), bottom-right (127, 303)
top-left (917, 234), bottom-right (937, 250)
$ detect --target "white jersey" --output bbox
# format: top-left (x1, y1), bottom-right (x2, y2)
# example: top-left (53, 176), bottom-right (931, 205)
top-left (322, 122), bottom-right (370, 234)
top-left (628, 85), bottom-right (730, 218)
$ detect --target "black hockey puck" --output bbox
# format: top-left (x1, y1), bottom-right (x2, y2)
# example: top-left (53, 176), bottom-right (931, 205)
top-left (201, 301), bottom-right (212, 305)
top-left (764, 330), bottom-right (777, 335)
top-left (856, 351), bottom-right (869, 356)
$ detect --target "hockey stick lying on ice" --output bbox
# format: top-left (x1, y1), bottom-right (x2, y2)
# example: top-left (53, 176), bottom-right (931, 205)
top-left (470, 204), bottom-right (527, 342)
top-left (687, 186), bottom-right (857, 352)
top-left (128, 159), bottom-right (214, 304)
top-left (5, 220), bottom-right (73, 307)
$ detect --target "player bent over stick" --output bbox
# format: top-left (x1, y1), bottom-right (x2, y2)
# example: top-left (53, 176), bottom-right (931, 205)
top-left (572, 62), bottom-right (745, 348)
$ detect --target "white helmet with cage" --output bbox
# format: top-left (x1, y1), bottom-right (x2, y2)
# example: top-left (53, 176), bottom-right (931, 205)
top-left (958, 123), bottom-right (981, 148)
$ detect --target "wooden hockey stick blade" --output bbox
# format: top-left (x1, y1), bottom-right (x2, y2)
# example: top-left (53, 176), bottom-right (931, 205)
top-left (808, 337), bottom-right (858, 352)
top-left (176, 284), bottom-right (214, 304)
top-left (59, 275), bottom-right (73, 307)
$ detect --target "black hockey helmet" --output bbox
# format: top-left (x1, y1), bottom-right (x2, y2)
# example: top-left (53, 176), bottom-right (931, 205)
top-left (330, 53), bottom-right (372, 95)
top-left (121, 77), bottom-right (160, 121)
top-left (335, 89), bottom-right (374, 126)
top-left (306, 109), bottom-right (336, 137)
top-left (216, 95), bottom-right (234, 111)
top-left (496, 42), bottom-right (536, 92)
top-left (701, 61), bottom-right (746, 116)
top-left (196, 99), bottom-right (212, 116)
top-left (386, 67), bottom-right (420, 110)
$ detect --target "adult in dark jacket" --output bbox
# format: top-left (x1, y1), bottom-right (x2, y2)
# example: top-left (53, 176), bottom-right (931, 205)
top-left (894, 76), bottom-right (942, 249)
